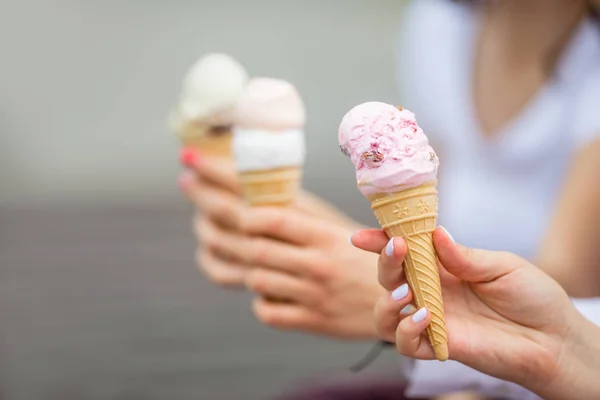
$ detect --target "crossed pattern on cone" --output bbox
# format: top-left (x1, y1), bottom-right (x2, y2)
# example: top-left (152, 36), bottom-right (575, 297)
top-left (367, 180), bottom-right (449, 361)
top-left (239, 167), bottom-right (302, 207)
top-left (179, 122), bottom-right (233, 160)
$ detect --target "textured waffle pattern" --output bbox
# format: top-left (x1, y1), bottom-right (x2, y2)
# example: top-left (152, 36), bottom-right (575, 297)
top-left (239, 167), bottom-right (301, 207)
top-left (368, 181), bottom-right (448, 361)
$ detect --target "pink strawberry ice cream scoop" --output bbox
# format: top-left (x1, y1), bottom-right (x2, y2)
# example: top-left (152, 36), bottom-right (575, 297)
top-left (338, 102), bottom-right (439, 196)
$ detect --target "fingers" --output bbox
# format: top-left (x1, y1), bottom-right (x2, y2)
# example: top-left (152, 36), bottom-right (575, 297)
top-left (245, 269), bottom-right (324, 305)
top-left (353, 232), bottom-right (408, 291)
top-left (183, 175), bottom-right (245, 229)
top-left (196, 245), bottom-right (247, 288)
top-left (178, 169), bottom-right (197, 191)
top-left (377, 237), bottom-right (408, 291)
top-left (433, 227), bottom-right (524, 283)
top-left (293, 190), bottom-right (356, 227)
top-left (238, 206), bottom-right (333, 246)
top-left (196, 215), bottom-right (324, 279)
top-left (374, 283), bottom-right (413, 342)
top-left (252, 297), bottom-right (325, 332)
top-left (349, 229), bottom-right (389, 253)
top-left (181, 148), bottom-right (241, 195)
top-left (395, 307), bottom-right (435, 359)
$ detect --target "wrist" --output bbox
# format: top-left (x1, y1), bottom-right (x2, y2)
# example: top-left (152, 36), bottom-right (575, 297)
top-left (534, 316), bottom-right (600, 400)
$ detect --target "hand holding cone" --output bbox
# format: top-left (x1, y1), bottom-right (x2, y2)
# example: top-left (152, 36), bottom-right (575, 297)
top-left (339, 102), bottom-right (448, 361)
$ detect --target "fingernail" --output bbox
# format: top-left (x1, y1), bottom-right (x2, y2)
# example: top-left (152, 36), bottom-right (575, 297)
top-left (180, 148), bottom-right (199, 167)
top-left (391, 283), bottom-right (409, 301)
top-left (440, 226), bottom-right (455, 243)
top-left (348, 234), bottom-right (355, 246)
top-left (400, 304), bottom-right (415, 314)
top-left (385, 237), bottom-right (395, 257)
top-left (412, 307), bottom-right (428, 323)
top-left (178, 170), bottom-right (194, 188)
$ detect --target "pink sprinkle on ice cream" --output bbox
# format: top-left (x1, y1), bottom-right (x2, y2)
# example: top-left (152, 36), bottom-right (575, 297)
top-left (338, 102), bottom-right (439, 195)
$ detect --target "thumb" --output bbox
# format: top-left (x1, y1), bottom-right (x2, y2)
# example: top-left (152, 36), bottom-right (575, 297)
top-left (180, 148), bottom-right (241, 195)
top-left (433, 227), bottom-right (525, 283)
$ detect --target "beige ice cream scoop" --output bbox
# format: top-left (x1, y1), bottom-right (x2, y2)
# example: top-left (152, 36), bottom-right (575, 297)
top-left (169, 53), bottom-right (248, 158)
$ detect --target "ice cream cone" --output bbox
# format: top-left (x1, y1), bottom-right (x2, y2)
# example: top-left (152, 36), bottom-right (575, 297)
top-left (238, 167), bottom-right (302, 207)
top-left (233, 78), bottom-right (306, 208)
top-left (178, 121), bottom-right (233, 159)
top-left (367, 180), bottom-right (448, 361)
top-left (170, 53), bottom-right (248, 160)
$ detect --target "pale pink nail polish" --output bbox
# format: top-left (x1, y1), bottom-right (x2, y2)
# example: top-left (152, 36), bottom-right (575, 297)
top-left (400, 304), bottom-right (415, 314)
top-left (391, 283), bottom-right (409, 301)
top-left (440, 226), bottom-right (455, 243)
top-left (412, 307), bottom-right (427, 323)
top-left (385, 237), bottom-right (395, 257)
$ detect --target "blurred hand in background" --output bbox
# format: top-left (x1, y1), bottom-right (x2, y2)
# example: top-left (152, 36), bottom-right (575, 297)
top-left (179, 150), bottom-right (384, 340)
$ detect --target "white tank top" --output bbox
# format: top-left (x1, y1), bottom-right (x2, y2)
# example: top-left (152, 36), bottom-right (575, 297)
top-left (396, 0), bottom-right (600, 258)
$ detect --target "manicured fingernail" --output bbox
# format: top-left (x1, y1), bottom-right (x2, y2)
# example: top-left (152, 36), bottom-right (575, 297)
top-left (440, 226), bottom-right (455, 242)
top-left (178, 170), bottom-right (194, 188)
top-left (385, 237), bottom-right (395, 257)
top-left (180, 148), bottom-right (199, 167)
top-left (400, 304), bottom-right (415, 314)
top-left (391, 283), bottom-right (409, 301)
top-left (412, 307), bottom-right (428, 323)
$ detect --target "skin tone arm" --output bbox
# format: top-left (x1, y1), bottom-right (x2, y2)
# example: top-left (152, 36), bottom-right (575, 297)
top-left (537, 140), bottom-right (600, 296)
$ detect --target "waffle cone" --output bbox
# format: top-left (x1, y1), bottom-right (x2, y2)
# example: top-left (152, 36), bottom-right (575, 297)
top-left (178, 121), bottom-right (233, 159)
top-left (239, 167), bottom-right (302, 207)
top-left (367, 181), bottom-right (448, 361)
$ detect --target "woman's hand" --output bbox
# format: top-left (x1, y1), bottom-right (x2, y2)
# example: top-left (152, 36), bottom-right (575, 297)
top-left (178, 150), bottom-right (360, 286)
top-left (179, 151), bottom-right (357, 228)
top-left (351, 227), bottom-right (599, 399)
top-left (205, 206), bottom-right (382, 339)
top-left (179, 150), bottom-right (384, 339)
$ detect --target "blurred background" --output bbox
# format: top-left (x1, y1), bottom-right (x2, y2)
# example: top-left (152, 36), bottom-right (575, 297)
top-left (0, 1), bottom-right (409, 399)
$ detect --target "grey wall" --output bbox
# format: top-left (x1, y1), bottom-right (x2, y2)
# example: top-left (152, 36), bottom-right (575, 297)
top-left (1, 0), bottom-right (406, 218)
top-left (0, 1), bottom-right (409, 399)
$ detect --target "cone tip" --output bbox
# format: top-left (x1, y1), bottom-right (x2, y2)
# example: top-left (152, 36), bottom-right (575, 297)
top-left (433, 343), bottom-right (449, 362)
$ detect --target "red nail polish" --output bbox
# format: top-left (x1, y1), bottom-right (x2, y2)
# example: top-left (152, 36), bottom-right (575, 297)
top-left (179, 148), bottom-right (199, 167)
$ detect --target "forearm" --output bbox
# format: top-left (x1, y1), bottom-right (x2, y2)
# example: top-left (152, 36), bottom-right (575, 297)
top-left (535, 141), bottom-right (600, 297)
top-left (533, 319), bottom-right (600, 400)
top-left (540, 261), bottom-right (600, 297)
